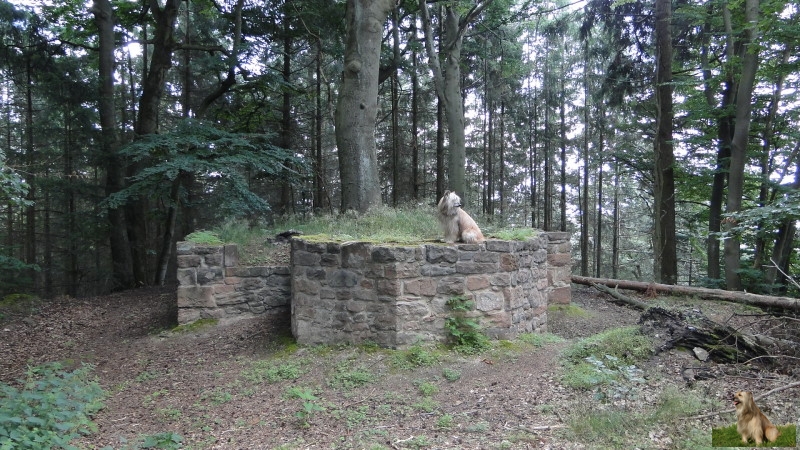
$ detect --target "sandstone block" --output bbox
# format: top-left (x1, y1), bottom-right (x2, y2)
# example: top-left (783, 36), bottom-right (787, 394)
top-left (437, 277), bottom-right (465, 295)
top-left (342, 242), bottom-right (371, 268)
top-left (223, 244), bottom-right (239, 267)
top-left (420, 265), bottom-right (456, 276)
top-left (177, 255), bottom-right (202, 269)
top-left (177, 286), bottom-right (216, 308)
top-left (549, 286), bottom-right (571, 304)
top-left (455, 262), bottom-right (498, 274)
top-left (328, 269), bottom-right (359, 288)
top-left (425, 245), bottom-right (458, 264)
top-left (176, 241), bottom-right (195, 255)
top-left (404, 278), bottom-right (437, 296)
top-left (377, 279), bottom-right (401, 296)
top-left (500, 254), bottom-right (519, 271)
top-left (176, 268), bottom-right (197, 286)
top-left (465, 275), bottom-right (490, 291)
top-left (294, 250), bottom-right (321, 266)
top-left (476, 292), bottom-right (503, 311)
top-left (205, 253), bottom-right (223, 266)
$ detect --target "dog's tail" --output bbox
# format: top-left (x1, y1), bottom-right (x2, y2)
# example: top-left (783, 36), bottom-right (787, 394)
top-left (765, 424), bottom-right (780, 442)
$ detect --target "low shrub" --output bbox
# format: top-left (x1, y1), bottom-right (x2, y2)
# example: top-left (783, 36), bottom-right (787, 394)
top-left (0, 362), bottom-right (105, 449)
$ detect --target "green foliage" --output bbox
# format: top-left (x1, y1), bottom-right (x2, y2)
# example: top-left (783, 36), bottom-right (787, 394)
top-left (0, 163), bottom-right (31, 208)
top-left (492, 228), bottom-right (537, 241)
top-left (391, 343), bottom-right (440, 369)
top-left (136, 432), bottom-right (184, 449)
top-left (560, 327), bottom-right (652, 390)
top-left (0, 362), bottom-right (105, 449)
top-left (104, 119), bottom-right (303, 220)
top-left (441, 367), bottom-right (461, 382)
top-left (183, 231), bottom-right (224, 245)
top-left (566, 383), bottom-right (721, 448)
top-left (0, 257), bottom-right (39, 296)
top-left (415, 381), bottom-right (438, 397)
top-left (285, 387), bottom-right (325, 426)
top-left (436, 414), bottom-right (454, 429)
top-left (328, 361), bottom-right (374, 390)
top-left (242, 360), bottom-right (307, 384)
top-left (517, 332), bottom-right (565, 347)
top-left (561, 326), bottom-right (652, 368)
top-left (444, 296), bottom-right (490, 354)
top-left (265, 206), bottom-right (441, 243)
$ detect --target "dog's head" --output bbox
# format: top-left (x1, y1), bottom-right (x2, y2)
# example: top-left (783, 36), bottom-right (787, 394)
top-left (733, 391), bottom-right (754, 414)
top-left (438, 190), bottom-right (463, 213)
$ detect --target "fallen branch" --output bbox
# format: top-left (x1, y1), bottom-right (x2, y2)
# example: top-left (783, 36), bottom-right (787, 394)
top-left (589, 283), bottom-right (650, 310)
top-left (572, 275), bottom-right (800, 311)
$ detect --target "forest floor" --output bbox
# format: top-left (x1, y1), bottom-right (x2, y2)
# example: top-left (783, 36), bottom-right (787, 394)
top-left (1, 283), bottom-right (798, 449)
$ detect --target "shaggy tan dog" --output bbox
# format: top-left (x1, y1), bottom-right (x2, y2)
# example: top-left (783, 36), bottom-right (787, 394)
top-left (733, 391), bottom-right (780, 445)
top-left (437, 190), bottom-right (485, 244)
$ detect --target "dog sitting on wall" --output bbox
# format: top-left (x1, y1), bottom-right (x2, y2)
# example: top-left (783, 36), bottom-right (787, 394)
top-left (733, 390), bottom-right (780, 445)
top-left (437, 190), bottom-right (485, 244)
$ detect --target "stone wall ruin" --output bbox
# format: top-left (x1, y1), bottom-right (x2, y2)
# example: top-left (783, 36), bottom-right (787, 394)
top-left (176, 232), bottom-right (571, 348)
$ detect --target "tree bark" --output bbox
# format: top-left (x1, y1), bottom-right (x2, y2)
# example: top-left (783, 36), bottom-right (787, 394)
top-left (335, 0), bottom-right (394, 213)
top-left (128, 0), bottom-right (181, 286)
top-left (419, 0), bottom-right (494, 196)
top-left (704, 4), bottom-right (737, 283)
top-left (653, 0), bottom-right (677, 284)
top-left (571, 275), bottom-right (800, 311)
top-left (724, 0), bottom-right (760, 291)
top-left (92, 0), bottom-right (135, 290)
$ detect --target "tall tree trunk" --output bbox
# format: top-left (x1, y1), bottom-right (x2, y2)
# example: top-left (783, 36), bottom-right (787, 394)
top-left (391, 7), bottom-right (401, 206)
top-left (612, 159), bottom-right (620, 279)
top-left (724, 0), bottom-right (760, 291)
top-left (559, 70), bottom-right (566, 232)
top-left (313, 43), bottom-right (325, 212)
top-left (129, 0), bottom-right (181, 286)
top-left (702, 4), bottom-right (735, 284)
top-left (279, 1), bottom-right (294, 214)
top-left (335, 0), bottom-right (394, 213)
top-left (543, 62), bottom-right (552, 232)
top-left (24, 55), bottom-right (37, 292)
top-left (411, 18), bottom-right (420, 202)
top-left (419, 0), bottom-right (493, 196)
top-left (92, 0), bottom-right (135, 290)
top-left (654, 0), bottom-right (677, 284)
top-left (752, 46), bottom-right (790, 274)
top-left (595, 124), bottom-right (604, 278)
top-left (581, 42), bottom-right (590, 276)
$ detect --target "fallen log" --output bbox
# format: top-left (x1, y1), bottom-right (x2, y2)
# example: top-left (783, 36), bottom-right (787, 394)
top-left (572, 275), bottom-right (800, 311)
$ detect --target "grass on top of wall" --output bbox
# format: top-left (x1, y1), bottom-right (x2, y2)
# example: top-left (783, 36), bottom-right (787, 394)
top-left (215, 206), bottom-right (539, 246)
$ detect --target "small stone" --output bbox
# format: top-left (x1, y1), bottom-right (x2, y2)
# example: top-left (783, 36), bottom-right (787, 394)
top-left (693, 347), bottom-right (709, 361)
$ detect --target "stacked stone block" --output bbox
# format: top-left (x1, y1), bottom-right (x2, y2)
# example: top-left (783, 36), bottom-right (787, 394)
top-left (291, 233), bottom-right (570, 348)
top-left (176, 232), bottom-right (572, 348)
top-left (176, 241), bottom-right (291, 324)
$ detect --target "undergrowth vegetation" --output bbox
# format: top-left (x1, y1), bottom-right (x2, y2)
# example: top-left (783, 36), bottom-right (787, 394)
top-left (559, 326), bottom-right (653, 390)
top-left (0, 363), bottom-right (105, 449)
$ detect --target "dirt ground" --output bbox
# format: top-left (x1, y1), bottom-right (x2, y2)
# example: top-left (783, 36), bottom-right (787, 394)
top-left (1, 284), bottom-right (798, 449)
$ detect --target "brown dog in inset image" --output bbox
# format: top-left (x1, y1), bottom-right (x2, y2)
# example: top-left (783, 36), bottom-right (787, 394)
top-left (437, 190), bottom-right (485, 244)
top-left (733, 391), bottom-right (780, 445)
